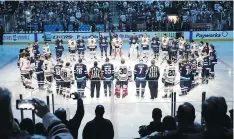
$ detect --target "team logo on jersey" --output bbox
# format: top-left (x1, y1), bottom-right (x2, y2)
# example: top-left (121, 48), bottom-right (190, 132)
top-left (102, 39), bottom-right (105, 43)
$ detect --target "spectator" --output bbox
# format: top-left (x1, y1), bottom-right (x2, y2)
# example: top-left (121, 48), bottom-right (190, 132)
top-left (162, 116), bottom-right (177, 131)
top-left (188, 96), bottom-right (233, 139)
top-left (139, 108), bottom-right (163, 137)
top-left (34, 122), bottom-right (46, 136)
top-left (55, 96), bottom-right (84, 139)
top-left (19, 118), bottom-right (35, 135)
top-left (0, 86), bottom-right (73, 139)
top-left (82, 105), bottom-right (114, 139)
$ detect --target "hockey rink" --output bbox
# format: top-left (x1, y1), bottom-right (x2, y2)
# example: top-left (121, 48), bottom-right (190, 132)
top-left (0, 41), bottom-right (233, 139)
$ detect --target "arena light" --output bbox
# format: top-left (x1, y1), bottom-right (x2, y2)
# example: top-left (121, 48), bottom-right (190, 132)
top-left (167, 15), bottom-right (179, 24)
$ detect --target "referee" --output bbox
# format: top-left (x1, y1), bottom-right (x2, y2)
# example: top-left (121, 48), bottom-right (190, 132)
top-left (146, 60), bottom-right (160, 99)
top-left (88, 61), bottom-right (102, 98)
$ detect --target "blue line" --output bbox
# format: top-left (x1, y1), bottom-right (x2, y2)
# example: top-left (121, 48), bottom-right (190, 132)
top-left (0, 56), bottom-right (17, 70)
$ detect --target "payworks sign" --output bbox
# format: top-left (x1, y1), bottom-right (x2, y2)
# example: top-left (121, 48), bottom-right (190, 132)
top-left (192, 31), bottom-right (233, 41)
top-left (3, 34), bottom-right (34, 43)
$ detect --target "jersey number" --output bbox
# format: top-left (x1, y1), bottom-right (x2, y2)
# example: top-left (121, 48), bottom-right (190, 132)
top-left (62, 71), bottom-right (67, 77)
top-left (76, 68), bottom-right (83, 74)
top-left (168, 70), bottom-right (175, 76)
top-left (105, 67), bottom-right (111, 74)
top-left (55, 69), bottom-right (61, 76)
top-left (120, 68), bottom-right (127, 74)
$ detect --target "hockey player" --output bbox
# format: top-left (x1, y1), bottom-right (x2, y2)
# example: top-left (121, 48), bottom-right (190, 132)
top-left (128, 33), bottom-right (139, 58)
top-left (88, 61), bottom-right (102, 98)
top-left (61, 62), bottom-right (73, 98)
top-left (99, 33), bottom-right (108, 58)
top-left (115, 59), bottom-right (132, 98)
top-left (209, 44), bottom-right (217, 79)
top-left (54, 60), bottom-right (63, 95)
top-left (202, 42), bottom-right (209, 56)
top-left (179, 36), bottom-right (185, 58)
top-left (88, 35), bottom-right (97, 60)
top-left (151, 34), bottom-right (160, 60)
top-left (68, 36), bottom-right (77, 61)
top-left (184, 40), bottom-right (191, 59)
top-left (161, 34), bottom-right (169, 51)
top-left (33, 41), bottom-right (40, 61)
top-left (55, 36), bottom-right (64, 61)
top-left (168, 37), bottom-right (178, 63)
top-left (201, 53), bottom-right (210, 84)
top-left (146, 60), bottom-right (160, 99)
top-left (43, 42), bottom-right (51, 57)
top-left (179, 59), bottom-right (191, 96)
top-left (35, 56), bottom-right (45, 89)
top-left (101, 57), bottom-right (114, 97)
top-left (141, 33), bottom-right (150, 61)
top-left (20, 53), bottom-right (34, 89)
top-left (191, 40), bottom-right (198, 57)
top-left (77, 36), bottom-right (86, 59)
top-left (42, 55), bottom-right (54, 93)
top-left (198, 41), bottom-right (204, 56)
top-left (162, 60), bottom-right (176, 98)
top-left (111, 34), bottom-right (123, 59)
top-left (134, 59), bottom-right (148, 98)
top-left (74, 58), bottom-right (88, 98)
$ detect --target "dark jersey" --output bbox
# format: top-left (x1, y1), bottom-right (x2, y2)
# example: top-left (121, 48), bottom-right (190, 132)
top-left (203, 56), bottom-right (209, 67)
top-left (101, 63), bottom-right (114, 80)
top-left (35, 60), bottom-right (44, 73)
top-left (33, 44), bottom-right (40, 54)
top-left (134, 63), bottom-right (148, 80)
top-left (180, 63), bottom-right (191, 78)
top-left (99, 36), bottom-right (108, 46)
top-left (146, 65), bottom-right (160, 80)
top-left (74, 63), bottom-right (88, 81)
top-left (190, 59), bottom-right (197, 75)
top-left (171, 40), bottom-right (178, 52)
top-left (129, 36), bottom-right (138, 45)
top-left (77, 39), bottom-right (85, 50)
top-left (89, 67), bottom-right (102, 80)
top-left (54, 64), bottom-right (63, 80)
top-left (55, 39), bottom-right (64, 51)
top-left (209, 50), bottom-right (217, 64)
top-left (185, 42), bottom-right (191, 52)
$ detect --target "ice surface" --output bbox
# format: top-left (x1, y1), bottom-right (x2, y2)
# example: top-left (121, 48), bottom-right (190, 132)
top-left (0, 41), bottom-right (233, 139)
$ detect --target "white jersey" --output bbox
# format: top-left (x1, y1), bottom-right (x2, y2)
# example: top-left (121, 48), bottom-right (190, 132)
top-left (163, 64), bottom-right (176, 83)
top-left (162, 36), bottom-right (169, 46)
top-left (191, 43), bottom-right (198, 52)
top-left (43, 60), bottom-right (53, 76)
top-left (88, 38), bottom-right (96, 49)
top-left (61, 66), bottom-right (73, 82)
top-left (20, 58), bottom-right (30, 74)
top-left (115, 64), bottom-right (132, 81)
top-left (28, 47), bottom-right (34, 58)
top-left (112, 37), bottom-right (123, 48)
top-left (141, 37), bottom-right (150, 46)
top-left (179, 39), bottom-right (185, 49)
top-left (43, 45), bottom-right (51, 55)
top-left (68, 39), bottom-right (77, 50)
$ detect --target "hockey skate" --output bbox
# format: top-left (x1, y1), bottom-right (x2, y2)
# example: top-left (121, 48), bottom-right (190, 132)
top-left (162, 94), bottom-right (167, 98)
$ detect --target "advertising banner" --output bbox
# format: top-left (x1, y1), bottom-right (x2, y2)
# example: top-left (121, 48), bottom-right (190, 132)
top-left (3, 34), bottom-right (34, 43)
top-left (192, 31), bottom-right (233, 41)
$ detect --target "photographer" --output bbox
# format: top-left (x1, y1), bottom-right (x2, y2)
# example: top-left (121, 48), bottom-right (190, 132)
top-left (0, 87), bottom-right (73, 139)
top-left (55, 94), bottom-right (84, 139)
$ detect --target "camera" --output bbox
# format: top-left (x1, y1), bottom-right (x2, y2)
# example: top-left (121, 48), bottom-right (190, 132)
top-left (70, 92), bottom-right (80, 100)
top-left (16, 99), bottom-right (35, 110)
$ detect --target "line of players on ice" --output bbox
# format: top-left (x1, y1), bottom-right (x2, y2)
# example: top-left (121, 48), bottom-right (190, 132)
top-left (18, 33), bottom-right (217, 98)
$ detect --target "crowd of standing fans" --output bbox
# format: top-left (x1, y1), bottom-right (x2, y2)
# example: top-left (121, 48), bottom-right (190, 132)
top-left (13, 1), bottom-right (110, 32)
top-left (0, 86), bottom-right (233, 139)
top-left (117, 1), bottom-right (233, 31)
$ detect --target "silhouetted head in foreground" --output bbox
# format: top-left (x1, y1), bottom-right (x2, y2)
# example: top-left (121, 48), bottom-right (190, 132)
top-left (95, 105), bottom-right (105, 118)
top-left (55, 108), bottom-right (67, 122)
top-left (177, 102), bottom-right (195, 126)
top-left (152, 108), bottom-right (162, 121)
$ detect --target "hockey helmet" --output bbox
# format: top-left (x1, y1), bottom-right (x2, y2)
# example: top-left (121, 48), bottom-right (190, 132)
top-left (121, 59), bottom-right (125, 64)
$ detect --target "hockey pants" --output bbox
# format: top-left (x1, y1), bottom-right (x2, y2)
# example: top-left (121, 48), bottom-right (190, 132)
top-left (90, 81), bottom-right (101, 98)
top-left (148, 81), bottom-right (158, 98)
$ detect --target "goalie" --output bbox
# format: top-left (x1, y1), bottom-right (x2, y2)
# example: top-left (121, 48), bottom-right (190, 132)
top-left (68, 36), bottom-right (77, 61)
top-left (128, 33), bottom-right (139, 59)
top-left (111, 34), bottom-right (123, 59)
top-left (115, 59), bottom-right (132, 98)
top-left (88, 35), bottom-right (97, 60)
top-left (141, 33), bottom-right (150, 61)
